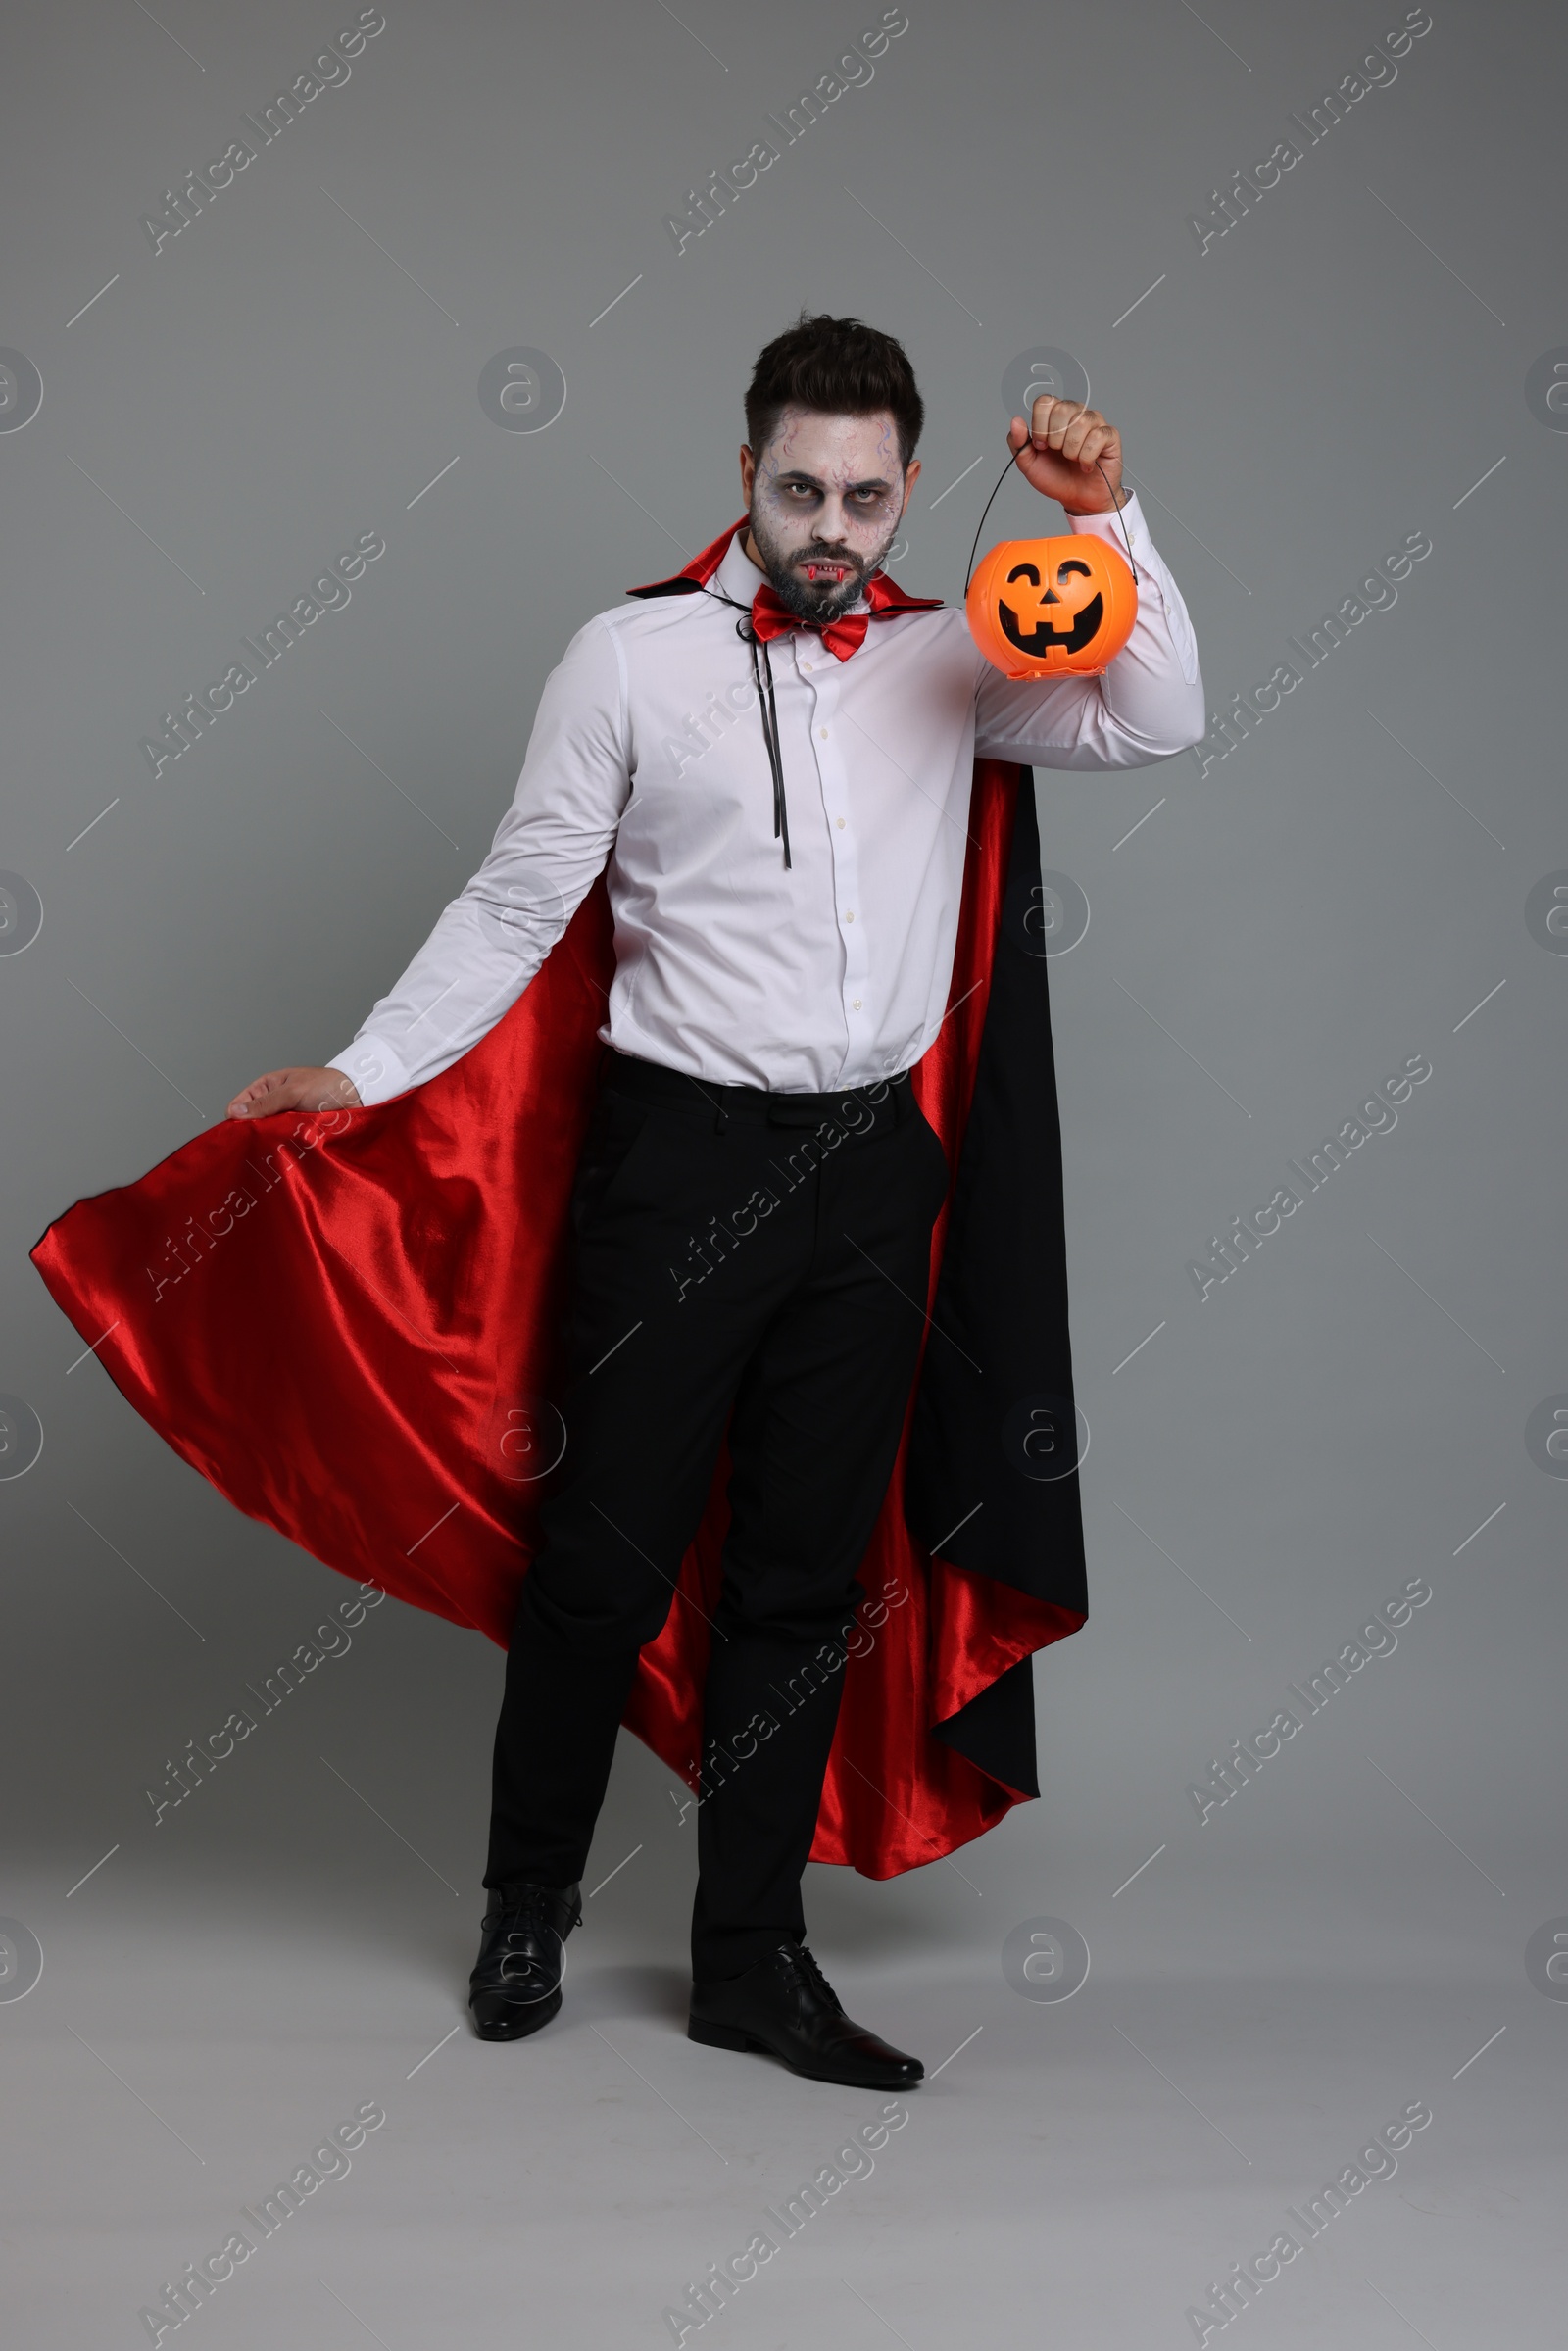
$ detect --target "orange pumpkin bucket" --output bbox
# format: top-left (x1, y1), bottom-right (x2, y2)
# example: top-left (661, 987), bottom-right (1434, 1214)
top-left (966, 534), bottom-right (1138, 678)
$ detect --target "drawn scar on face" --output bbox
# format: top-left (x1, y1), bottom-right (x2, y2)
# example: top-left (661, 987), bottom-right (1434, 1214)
top-left (752, 407), bottom-right (906, 542)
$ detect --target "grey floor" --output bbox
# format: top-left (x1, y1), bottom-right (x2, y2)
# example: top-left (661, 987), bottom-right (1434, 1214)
top-left (6, 1555), bottom-right (1559, 2350)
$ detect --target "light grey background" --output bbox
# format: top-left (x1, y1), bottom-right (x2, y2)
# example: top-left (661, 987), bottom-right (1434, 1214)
top-left (3, 2), bottom-right (1564, 2344)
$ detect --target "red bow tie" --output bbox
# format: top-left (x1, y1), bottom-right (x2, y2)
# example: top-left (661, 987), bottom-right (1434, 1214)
top-left (749, 568), bottom-right (939, 662)
top-left (625, 524), bottom-right (944, 660)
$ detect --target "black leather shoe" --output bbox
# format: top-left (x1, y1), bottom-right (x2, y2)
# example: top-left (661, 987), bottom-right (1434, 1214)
top-left (468, 1880), bottom-right (582, 2041)
top-left (688, 1940), bottom-right (923, 2089)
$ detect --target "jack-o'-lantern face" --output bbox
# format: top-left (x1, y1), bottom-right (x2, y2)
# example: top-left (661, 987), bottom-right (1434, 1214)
top-left (998, 556), bottom-right (1102, 657)
top-left (965, 534), bottom-right (1138, 678)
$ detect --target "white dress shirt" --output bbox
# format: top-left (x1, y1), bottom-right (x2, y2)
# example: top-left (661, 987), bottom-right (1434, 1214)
top-left (326, 494), bottom-right (1203, 1102)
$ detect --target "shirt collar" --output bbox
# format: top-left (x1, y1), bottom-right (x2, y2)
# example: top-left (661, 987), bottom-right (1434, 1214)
top-left (714, 526), bottom-right (779, 609)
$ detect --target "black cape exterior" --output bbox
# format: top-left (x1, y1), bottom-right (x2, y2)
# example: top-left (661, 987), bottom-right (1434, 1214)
top-left (905, 775), bottom-right (1088, 1796)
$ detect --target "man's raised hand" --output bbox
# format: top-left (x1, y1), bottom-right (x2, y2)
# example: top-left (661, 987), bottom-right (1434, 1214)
top-left (1006, 394), bottom-right (1126, 515)
top-left (225, 1065), bottom-right (363, 1119)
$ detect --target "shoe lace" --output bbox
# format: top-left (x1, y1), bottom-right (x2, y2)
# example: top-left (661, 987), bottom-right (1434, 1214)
top-left (492, 1882), bottom-right (574, 1941)
top-left (781, 1940), bottom-right (841, 2010)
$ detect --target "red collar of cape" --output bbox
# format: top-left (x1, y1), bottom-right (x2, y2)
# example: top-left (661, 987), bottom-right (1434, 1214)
top-left (626, 514), bottom-right (946, 631)
top-left (28, 526), bottom-right (1087, 1879)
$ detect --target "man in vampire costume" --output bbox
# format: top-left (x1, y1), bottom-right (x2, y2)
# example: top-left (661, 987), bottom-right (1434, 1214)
top-left (31, 315), bottom-right (1203, 2089)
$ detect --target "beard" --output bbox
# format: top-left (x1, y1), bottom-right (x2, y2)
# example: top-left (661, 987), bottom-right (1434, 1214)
top-left (746, 502), bottom-right (902, 625)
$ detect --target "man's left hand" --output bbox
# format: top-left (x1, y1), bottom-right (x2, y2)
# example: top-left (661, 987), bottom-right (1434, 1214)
top-left (1006, 394), bottom-right (1126, 514)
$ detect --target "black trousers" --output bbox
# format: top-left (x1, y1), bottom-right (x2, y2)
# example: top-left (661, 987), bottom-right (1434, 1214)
top-left (484, 1047), bottom-right (950, 1982)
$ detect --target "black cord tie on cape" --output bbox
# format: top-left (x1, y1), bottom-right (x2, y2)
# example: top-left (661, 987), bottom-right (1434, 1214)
top-left (694, 578), bottom-right (796, 870)
top-left (741, 615), bottom-right (792, 869)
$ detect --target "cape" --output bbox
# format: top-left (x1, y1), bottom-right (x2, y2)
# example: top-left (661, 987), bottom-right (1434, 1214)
top-left (29, 525), bottom-right (1089, 1878)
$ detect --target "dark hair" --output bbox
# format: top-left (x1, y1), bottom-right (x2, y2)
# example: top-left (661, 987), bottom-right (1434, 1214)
top-left (745, 313), bottom-right (925, 470)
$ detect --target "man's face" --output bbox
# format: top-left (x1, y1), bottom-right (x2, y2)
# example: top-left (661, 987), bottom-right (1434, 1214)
top-left (740, 406), bottom-right (921, 623)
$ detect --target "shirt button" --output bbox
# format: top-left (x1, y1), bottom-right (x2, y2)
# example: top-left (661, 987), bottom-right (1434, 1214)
top-left (845, 910), bottom-right (855, 923)
top-left (836, 816), bottom-right (845, 829)
top-left (853, 998), bottom-right (862, 1010)
top-left (803, 661), bottom-right (813, 672)
top-left (819, 728), bottom-right (829, 740)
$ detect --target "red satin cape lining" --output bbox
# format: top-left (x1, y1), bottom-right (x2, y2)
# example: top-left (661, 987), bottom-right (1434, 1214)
top-left (30, 759), bottom-right (1083, 1877)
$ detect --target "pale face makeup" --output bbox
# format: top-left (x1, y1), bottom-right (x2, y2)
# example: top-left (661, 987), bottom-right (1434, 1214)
top-left (739, 406), bottom-right (921, 623)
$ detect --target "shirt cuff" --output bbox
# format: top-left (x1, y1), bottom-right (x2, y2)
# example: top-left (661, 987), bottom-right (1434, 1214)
top-left (1068, 490), bottom-right (1200, 690)
top-left (1067, 490), bottom-right (1152, 559)
top-left (324, 1036), bottom-right (414, 1108)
